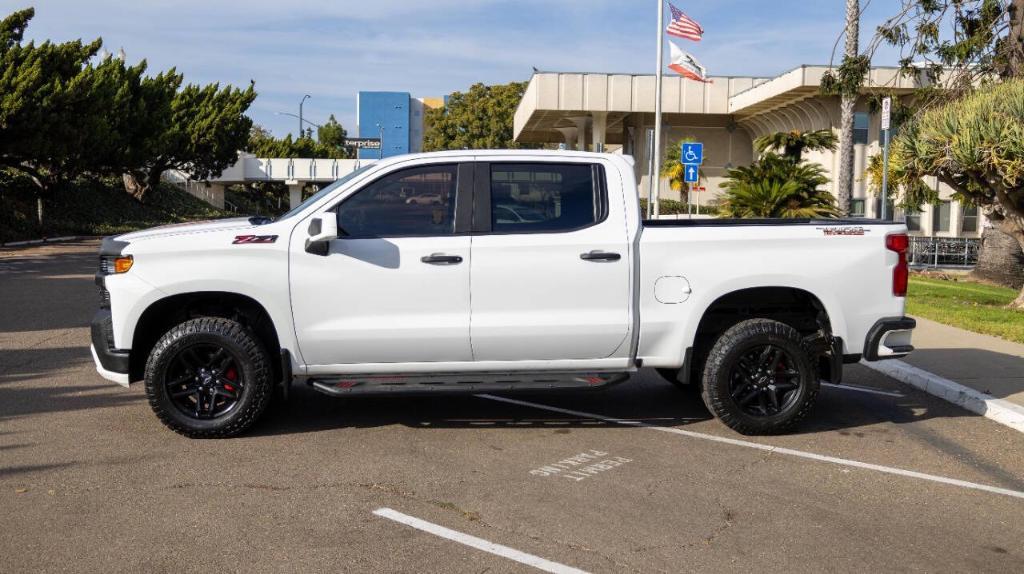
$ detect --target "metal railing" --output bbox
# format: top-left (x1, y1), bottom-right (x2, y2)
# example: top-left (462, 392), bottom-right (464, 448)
top-left (908, 236), bottom-right (980, 268)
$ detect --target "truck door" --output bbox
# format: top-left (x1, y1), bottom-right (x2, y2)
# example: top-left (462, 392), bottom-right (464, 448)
top-left (469, 160), bottom-right (632, 361)
top-left (289, 162), bottom-right (474, 367)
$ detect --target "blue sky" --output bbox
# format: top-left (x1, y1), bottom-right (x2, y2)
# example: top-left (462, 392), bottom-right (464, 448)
top-left (8, 1), bottom-right (904, 138)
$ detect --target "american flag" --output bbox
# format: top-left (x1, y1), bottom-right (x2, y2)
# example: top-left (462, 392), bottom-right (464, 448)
top-left (666, 3), bottom-right (703, 42)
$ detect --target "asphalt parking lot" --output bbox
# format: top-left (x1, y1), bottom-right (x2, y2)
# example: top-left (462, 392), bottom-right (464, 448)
top-left (2, 240), bottom-right (1023, 573)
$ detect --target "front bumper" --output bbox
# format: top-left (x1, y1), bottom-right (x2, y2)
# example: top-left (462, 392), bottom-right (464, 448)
top-left (863, 316), bottom-right (916, 361)
top-left (91, 309), bottom-right (130, 386)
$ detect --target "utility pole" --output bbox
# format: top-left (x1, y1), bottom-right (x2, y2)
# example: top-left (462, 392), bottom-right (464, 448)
top-left (299, 94), bottom-right (311, 138)
top-left (651, 0), bottom-right (665, 219)
top-left (880, 96), bottom-right (892, 220)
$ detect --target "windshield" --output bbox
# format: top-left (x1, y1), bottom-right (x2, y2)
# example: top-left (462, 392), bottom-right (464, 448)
top-left (274, 164), bottom-right (374, 221)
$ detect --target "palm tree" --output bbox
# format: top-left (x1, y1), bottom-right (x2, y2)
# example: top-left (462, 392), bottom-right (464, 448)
top-left (754, 129), bottom-right (837, 162)
top-left (719, 180), bottom-right (839, 218)
top-left (836, 0), bottom-right (860, 216)
top-left (719, 153), bottom-right (839, 218)
top-left (722, 154), bottom-right (830, 194)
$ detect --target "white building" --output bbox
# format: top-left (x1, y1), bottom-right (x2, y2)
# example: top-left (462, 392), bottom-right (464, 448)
top-left (513, 66), bottom-right (982, 237)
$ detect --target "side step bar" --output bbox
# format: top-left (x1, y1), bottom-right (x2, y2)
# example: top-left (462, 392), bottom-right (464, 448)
top-left (307, 372), bottom-right (631, 397)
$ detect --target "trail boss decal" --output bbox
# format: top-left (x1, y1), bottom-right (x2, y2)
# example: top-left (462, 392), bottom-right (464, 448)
top-left (818, 226), bottom-right (868, 236)
top-left (232, 235), bottom-right (278, 244)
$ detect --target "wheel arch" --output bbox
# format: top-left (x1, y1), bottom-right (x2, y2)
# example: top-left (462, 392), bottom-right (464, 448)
top-left (670, 284), bottom-right (844, 384)
top-left (692, 286), bottom-right (836, 346)
top-left (129, 291), bottom-right (283, 382)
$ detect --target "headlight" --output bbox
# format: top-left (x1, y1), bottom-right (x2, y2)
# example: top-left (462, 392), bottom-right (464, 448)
top-left (100, 255), bottom-right (133, 274)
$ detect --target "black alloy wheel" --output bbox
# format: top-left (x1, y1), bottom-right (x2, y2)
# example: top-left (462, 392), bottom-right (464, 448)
top-left (165, 343), bottom-right (244, 420)
top-left (701, 318), bottom-right (819, 435)
top-left (728, 344), bottom-right (802, 417)
top-left (145, 317), bottom-right (274, 438)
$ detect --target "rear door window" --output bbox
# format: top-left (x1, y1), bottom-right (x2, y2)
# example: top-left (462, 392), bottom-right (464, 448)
top-left (489, 163), bottom-right (605, 233)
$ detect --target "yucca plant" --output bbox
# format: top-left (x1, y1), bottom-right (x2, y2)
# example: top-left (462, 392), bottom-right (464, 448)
top-left (882, 78), bottom-right (1024, 308)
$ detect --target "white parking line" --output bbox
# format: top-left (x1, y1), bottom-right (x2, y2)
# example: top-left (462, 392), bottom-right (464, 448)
top-left (476, 394), bottom-right (1024, 501)
top-left (373, 507), bottom-right (589, 574)
top-left (822, 382), bottom-right (905, 397)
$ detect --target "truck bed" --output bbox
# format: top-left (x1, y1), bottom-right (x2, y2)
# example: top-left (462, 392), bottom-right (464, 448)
top-left (642, 218), bottom-right (895, 227)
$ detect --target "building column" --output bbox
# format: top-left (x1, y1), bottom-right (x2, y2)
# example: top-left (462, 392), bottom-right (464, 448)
top-left (286, 180), bottom-right (303, 210)
top-left (554, 127), bottom-right (578, 151)
top-left (570, 116), bottom-right (590, 151)
top-left (591, 112), bottom-right (608, 152)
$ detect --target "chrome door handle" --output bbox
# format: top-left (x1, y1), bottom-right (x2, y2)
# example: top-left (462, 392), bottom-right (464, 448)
top-left (580, 250), bottom-right (621, 262)
top-left (421, 253), bottom-right (463, 265)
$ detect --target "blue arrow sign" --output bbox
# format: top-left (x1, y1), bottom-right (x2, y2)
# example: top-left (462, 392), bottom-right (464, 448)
top-left (681, 142), bottom-right (703, 165)
top-left (684, 164), bottom-right (700, 183)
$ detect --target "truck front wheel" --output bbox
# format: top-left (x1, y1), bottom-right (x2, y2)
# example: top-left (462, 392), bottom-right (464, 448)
top-left (701, 319), bottom-right (818, 435)
top-left (144, 317), bottom-right (274, 438)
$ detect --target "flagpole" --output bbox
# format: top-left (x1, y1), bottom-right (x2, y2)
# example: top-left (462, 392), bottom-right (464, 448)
top-left (652, 0), bottom-right (664, 219)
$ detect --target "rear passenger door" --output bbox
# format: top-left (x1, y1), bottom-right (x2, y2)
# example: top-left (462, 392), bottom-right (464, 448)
top-left (469, 160), bottom-right (632, 361)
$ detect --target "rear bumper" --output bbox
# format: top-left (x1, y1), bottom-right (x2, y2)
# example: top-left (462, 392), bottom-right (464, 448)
top-left (91, 309), bottom-right (130, 386)
top-left (863, 316), bottom-right (916, 361)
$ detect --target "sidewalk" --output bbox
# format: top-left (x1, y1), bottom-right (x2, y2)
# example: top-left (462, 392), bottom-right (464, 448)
top-left (862, 315), bottom-right (1024, 432)
top-left (902, 316), bottom-right (1024, 407)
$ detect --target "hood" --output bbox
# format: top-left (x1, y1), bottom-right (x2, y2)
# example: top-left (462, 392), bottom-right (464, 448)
top-left (116, 217), bottom-right (257, 242)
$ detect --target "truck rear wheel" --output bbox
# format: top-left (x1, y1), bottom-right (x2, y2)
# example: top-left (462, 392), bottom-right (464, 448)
top-left (144, 317), bottom-right (273, 438)
top-left (701, 319), bottom-right (818, 435)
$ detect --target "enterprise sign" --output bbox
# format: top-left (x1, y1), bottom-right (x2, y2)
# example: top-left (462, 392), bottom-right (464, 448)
top-left (344, 138), bottom-right (382, 149)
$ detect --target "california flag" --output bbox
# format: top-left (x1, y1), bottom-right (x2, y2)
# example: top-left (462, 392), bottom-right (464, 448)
top-left (668, 41), bottom-right (711, 83)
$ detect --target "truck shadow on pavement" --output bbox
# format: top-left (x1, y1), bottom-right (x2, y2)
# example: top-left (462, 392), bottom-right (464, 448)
top-left (249, 369), bottom-right (974, 438)
top-left (0, 346), bottom-right (143, 422)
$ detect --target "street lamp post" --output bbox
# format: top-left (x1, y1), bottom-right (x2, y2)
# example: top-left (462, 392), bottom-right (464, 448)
top-left (275, 111), bottom-right (322, 130)
top-left (299, 94), bottom-right (311, 138)
top-left (376, 123), bottom-right (384, 160)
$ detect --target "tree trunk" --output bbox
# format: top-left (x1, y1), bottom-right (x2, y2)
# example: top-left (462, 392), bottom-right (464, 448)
top-left (122, 173), bottom-right (149, 202)
top-left (972, 227), bottom-right (1024, 309)
top-left (836, 0), bottom-right (860, 216)
top-left (1001, 0), bottom-right (1024, 79)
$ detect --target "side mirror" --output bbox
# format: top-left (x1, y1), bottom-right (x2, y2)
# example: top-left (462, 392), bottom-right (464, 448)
top-left (304, 214), bottom-right (338, 256)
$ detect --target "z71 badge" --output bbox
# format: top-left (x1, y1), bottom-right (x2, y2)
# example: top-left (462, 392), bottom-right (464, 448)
top-left (232, 235), bottom-right (278, 244)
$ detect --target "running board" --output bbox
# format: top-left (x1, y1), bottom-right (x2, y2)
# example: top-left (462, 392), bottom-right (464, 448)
top-left (307, 371), bottom-right (631, 397)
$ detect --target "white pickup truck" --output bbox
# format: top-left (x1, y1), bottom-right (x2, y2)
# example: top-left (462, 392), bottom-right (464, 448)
top-left (91, 150), bottom-right (915, 438)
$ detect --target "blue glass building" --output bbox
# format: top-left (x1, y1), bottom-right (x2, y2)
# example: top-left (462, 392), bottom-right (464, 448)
top-left (356, 91), bottom-right (411, 160)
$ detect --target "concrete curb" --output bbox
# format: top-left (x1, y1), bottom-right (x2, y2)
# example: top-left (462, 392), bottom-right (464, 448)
top-left (862, 359), bottom-right (1024, 433)
top-left (1, 235), bottom-right (92, 247)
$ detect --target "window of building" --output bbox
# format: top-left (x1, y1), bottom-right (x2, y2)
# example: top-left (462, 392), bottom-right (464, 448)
top-left (853, 112), bottom-right (870, 144)
top-left (873, 197), bottom-right (895, 220)
top-left (490, 163), bottom-right (605, 233)
top-left (905, 212), bottom-right (922, 231)
top-left (932, 200), bottom-right (952, 233)
top-left (850, 199), bottom-right (866, 217)
top-left (336, 164), bottom-right (458, 237)
top-left (962, 203), bottom-right (979, 233)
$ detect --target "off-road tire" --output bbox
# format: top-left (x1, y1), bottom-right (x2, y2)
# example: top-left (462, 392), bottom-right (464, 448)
top-left (145, 317), bottom-right (273, 438)
top-left (701, 319), bottom-right (818, 435)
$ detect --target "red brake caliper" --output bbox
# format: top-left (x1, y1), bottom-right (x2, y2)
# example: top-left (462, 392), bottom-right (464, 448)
top-left (224, 367), bottom-right (238, 392)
